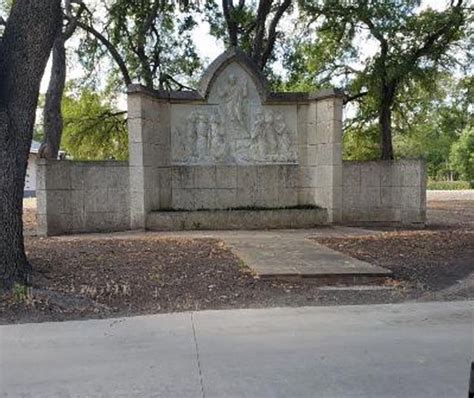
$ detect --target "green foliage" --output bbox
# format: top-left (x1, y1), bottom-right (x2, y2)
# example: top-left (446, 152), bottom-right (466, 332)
top-left (393, 74), bottom-right (473, 179)
top-left (204, 0), bottom-right (293, 73)
top-left (289, 0), bottom-right (471, 159)
top-left (12, 283), bottom-right (28, 303)
top-left (343, 125), bottom-right (380, 161)
top-left (427, 180), bottom-right (472, 190)
top-left (77, 0), bottom-right (201, 89)
top-left (450, 127), bottom-right (474, 181)
top-left (61, 89), bottom-right (128, 160)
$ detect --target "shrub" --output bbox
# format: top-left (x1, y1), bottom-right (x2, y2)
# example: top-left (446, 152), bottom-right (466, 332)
top-left (427, 180), bottom-right (472, 190)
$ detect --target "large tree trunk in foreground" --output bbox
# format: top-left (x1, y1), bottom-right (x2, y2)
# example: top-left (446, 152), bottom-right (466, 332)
top-left (40, 36), bottom-right (66, 159)
top-left (0, 0), bottom-right (61, 289)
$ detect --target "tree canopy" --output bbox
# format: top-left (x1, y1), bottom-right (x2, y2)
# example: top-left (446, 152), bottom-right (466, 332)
top-left (289, 0), bottom-right (471, 159)
top-left (61, 88), bottom-right (128, 161)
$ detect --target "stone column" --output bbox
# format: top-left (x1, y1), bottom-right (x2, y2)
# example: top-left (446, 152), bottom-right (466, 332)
top-left (299, 89), bottom-right (344, 223)
top-left (127, 86), bottom-right (171, 229)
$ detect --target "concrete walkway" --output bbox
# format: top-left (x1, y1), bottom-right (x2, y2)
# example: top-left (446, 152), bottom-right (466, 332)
top-left (220, 230), bottom-right (391, 279)
top-left (53, 227), bottom-right (391, 280)
top-left (1, 301), bottom-right (472, 398)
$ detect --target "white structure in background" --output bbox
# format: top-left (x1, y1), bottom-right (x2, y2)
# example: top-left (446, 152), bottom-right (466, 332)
top-left (24, 140), bottom-right (41, 197)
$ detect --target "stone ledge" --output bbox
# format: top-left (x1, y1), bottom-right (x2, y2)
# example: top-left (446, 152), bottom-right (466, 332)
top-left (146, 208), bottom-right (328, 231)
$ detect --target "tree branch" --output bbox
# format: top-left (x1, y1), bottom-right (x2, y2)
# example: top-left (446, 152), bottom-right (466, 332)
top-left (344, 91), bottom-right (368, 104)
top-left (76, 20), bottom-right (132, 86)
top-left (251, 0), bottom-right (273, 63)
top-left (259, 0), bottom-right (292, 69)
top-left (222, 0), bottom-right (238, 46)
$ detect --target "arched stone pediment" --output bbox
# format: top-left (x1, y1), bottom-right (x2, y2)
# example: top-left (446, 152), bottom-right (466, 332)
top-left (198, 47), bottom-right (269, 103)
top-left (169, 48), bottom-right (298, 165)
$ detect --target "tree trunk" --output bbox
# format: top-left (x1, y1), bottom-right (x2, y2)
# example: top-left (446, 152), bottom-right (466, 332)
top-left (40, 35), bottom-right (66, 159)
top-left (379, 84), bottom-right (395, 160)
top-left (0, 0), bottom-right (61, 290)
top-left (222, 0), bottom-right (238, 47)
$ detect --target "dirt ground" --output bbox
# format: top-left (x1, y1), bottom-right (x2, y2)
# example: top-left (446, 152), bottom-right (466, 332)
top-left (1, 197), bottom-right (472, 324)
top-left (427, 200), bottom-right (474, 228)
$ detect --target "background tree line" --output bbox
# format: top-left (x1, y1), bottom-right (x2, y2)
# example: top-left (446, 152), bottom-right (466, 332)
top-left (0, 0), bottom-right (472, 288)
top-left (4, 0), bottom-right (471, 180)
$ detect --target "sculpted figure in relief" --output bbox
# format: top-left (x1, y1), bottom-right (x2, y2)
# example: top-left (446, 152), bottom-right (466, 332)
top-left (172, 74), bottom-right (296, 164)
top-left (217, 74), bottom-right (249, 137)
top-left (209, 111), bottom-right (227, 161)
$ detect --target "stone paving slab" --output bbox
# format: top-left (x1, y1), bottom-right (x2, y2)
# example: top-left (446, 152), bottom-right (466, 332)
top-left (222, 232), bottom-right (391, 278)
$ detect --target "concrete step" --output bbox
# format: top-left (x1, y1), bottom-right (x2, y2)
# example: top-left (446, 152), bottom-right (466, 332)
top-left (146, 208), bottom-right (328, 231)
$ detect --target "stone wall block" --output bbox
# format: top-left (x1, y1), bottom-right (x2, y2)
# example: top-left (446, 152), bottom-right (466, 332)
top-left (278, 187), bottom-right (298, 208)
top-left (298, 187), bottom-right (316, 206)
top-left (172, 167), bottom-right (195, 189)
top-left (70, 166), bottom-right (85, 190)
top-left (107, 167), bottom-right (129, 189)
top-left (194, 189), bottom-right (217, 209)
top-left (315, 120), bottom-right (342, 144)
top-left (216, 166), bottom-right (237, 189)
top-left (342, 185), bottom-right (361, 209)
top-left (360, 163), bottom-right (382, 188)
top-left (342, 163), bottom-right (361, 188)
top-left (195, 166), bottom-right (217, 188)
top-left (257, 166), bottom-right (279, 189)
top-left (401, 162), bottom-right (422, 187)
top-left (297, 104), bottom-right (308, 146)
top-left (129, 166), bottom-right (145, 193)
top-left (173, 188), bottom-right (196, 210)
top-left (46, 190), bottom-right (72, 214)
top-left (298, 166), bottom-right (318, 188)
top-left (215, 189), bottom-right (237, 209)
top-left (236, 184), bottom-right (258, 207)
top-left (127, 118), bottom-right (143, 144)
top-left (157, 168), bottom-right (172, 209)
top-left (381, 186), bottom-right (401, 208)
top-left (278, 165), bottom-right (298, 188)
top-left (401, 186), bottom-right (422, 209)
top-left (154, 144), bottom-right (170, 167)
top-left (107, 188), bottom-right (129, 213)
top-left (42, 161), bottom-right (72, 190)
top-left (84, 189), bottom-right (109, 213)
top-left (237, 166), bottom-right (258, 189)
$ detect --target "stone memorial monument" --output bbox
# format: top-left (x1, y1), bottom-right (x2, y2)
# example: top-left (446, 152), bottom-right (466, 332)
top-left (36, 48), bottom-right (426, 235)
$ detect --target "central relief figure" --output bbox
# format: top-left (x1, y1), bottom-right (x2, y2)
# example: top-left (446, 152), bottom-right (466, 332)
top-left (172, 67), bottom-right (297, 164)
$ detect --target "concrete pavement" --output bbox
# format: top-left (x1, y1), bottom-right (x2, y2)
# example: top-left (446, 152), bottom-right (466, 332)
top-left (1, 301), bottom-right (473, 397)
top-left (220, 230), bottom-right (391, 279)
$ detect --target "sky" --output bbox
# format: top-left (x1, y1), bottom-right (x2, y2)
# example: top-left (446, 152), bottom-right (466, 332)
top-left (39, 0), bottom-right (453, 107)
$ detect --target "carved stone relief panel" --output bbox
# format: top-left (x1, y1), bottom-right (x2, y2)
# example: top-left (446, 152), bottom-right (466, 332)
top-left (171, 62), bottom-right (298, 165)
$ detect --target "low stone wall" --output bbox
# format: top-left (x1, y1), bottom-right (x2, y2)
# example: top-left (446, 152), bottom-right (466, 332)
top-left (147, 208), bottom-right (328, 231)
top-left (342, 160), bottom-right (426, 224)
top-left (36, 160), bottom-right (130, 235)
